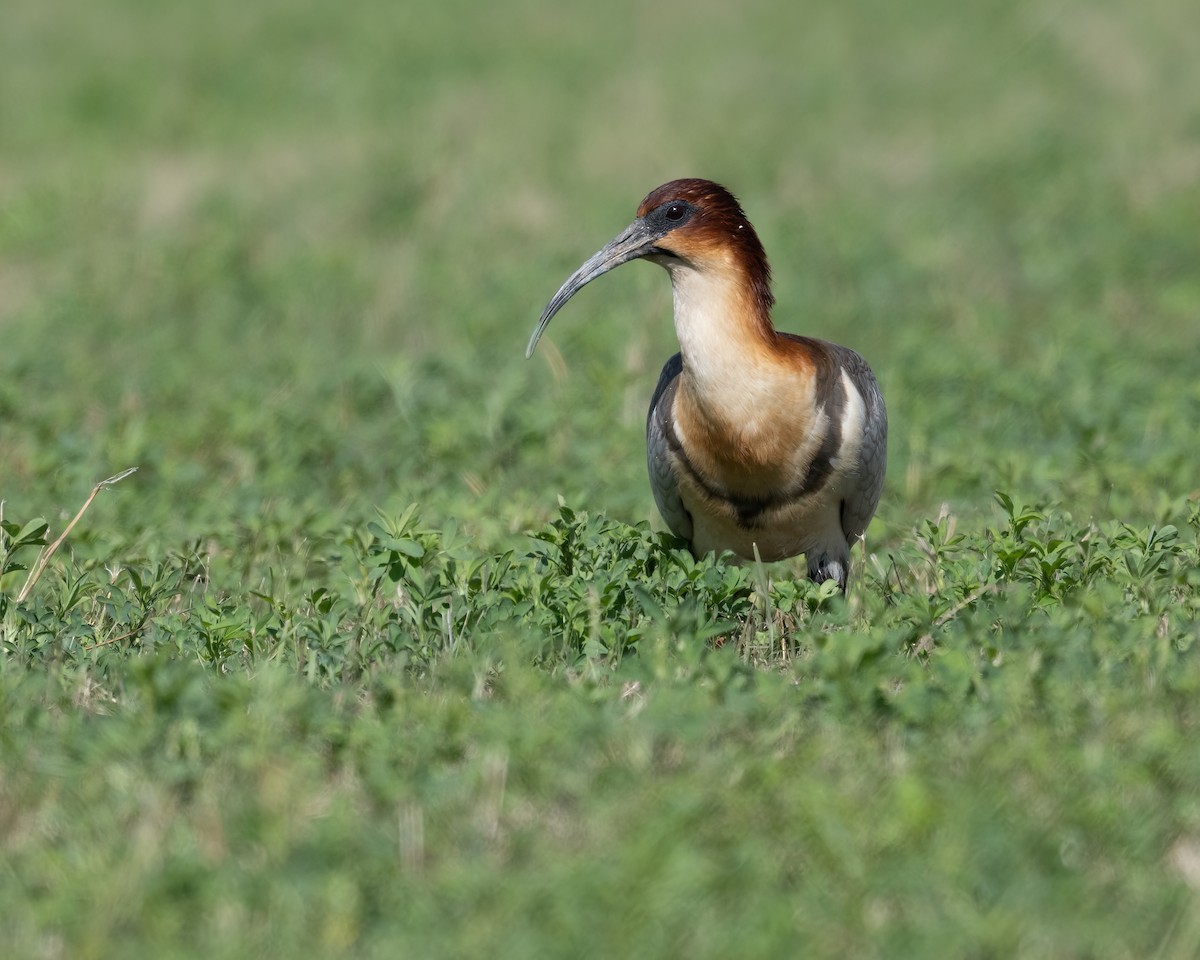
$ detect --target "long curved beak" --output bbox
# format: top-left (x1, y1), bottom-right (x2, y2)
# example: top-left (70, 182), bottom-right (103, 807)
top-left (525, 218), bottom-right (660, 359)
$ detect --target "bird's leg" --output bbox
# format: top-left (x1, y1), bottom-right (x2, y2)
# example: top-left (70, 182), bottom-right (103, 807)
top-left (807, 553), bottom-right (848, 594)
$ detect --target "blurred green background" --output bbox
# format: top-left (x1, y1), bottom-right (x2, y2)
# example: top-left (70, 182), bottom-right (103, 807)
top-left (3, 0), bottom-right (1200, 957)
top-left (4, 0), bottom-right (1196, 546)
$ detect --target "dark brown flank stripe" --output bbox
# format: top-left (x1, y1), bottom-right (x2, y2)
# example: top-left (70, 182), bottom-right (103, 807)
top-left (651, 350), bottom-right (847, 529)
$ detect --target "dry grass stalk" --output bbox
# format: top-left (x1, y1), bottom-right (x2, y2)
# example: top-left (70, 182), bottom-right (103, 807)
top-left (16, 467), bottom-right (138, 604)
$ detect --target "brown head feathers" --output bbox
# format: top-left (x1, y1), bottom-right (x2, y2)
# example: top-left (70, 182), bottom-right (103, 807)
top-left (636, 179), bottom-right (775, 317)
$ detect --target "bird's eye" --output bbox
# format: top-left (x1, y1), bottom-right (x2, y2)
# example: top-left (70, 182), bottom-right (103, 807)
top-left (665, 203), bottom-right (686, 222)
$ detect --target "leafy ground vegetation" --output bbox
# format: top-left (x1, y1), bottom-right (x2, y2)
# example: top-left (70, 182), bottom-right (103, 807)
top-left (2, 0), bottom-right (1200, 956)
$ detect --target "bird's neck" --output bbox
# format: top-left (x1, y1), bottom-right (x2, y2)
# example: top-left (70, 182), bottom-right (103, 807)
top-left (664, 260), bottom-right (821, 477)
top-left (667, 261), bottom-right (788, 409)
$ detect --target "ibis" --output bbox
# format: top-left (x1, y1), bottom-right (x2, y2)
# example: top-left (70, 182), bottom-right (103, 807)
top-left (526, 178), bottom-right (887, 592)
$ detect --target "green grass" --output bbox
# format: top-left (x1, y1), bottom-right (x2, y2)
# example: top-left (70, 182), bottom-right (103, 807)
top-left (3, 0), bottom-right (1200, 956)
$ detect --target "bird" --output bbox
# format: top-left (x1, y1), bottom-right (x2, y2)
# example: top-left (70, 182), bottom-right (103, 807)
top-left (525, 178), bottom-right (887, 592)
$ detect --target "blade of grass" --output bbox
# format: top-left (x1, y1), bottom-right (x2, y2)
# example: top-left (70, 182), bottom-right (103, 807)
top-left (16, 467), bottom-right (138, 604)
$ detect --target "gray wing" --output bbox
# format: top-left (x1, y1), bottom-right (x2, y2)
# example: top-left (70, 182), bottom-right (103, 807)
top-left (646, 353), bottom-right (693, 542)
top-left (777, 335), bottom-right (888, 544)
top-left (835, 347), bottom-right (887, 544)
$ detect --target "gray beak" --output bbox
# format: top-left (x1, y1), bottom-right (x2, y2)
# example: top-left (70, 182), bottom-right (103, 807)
top-left (525, 218), bottom-right (660, 359)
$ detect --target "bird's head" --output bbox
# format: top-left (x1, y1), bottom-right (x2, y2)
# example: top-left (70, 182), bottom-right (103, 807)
top-left (525, 178), bottom-right (773, 358)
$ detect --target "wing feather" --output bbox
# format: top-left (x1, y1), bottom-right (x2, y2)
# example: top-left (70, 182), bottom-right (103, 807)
top-left (645, 353), bottom-right (693, 542)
